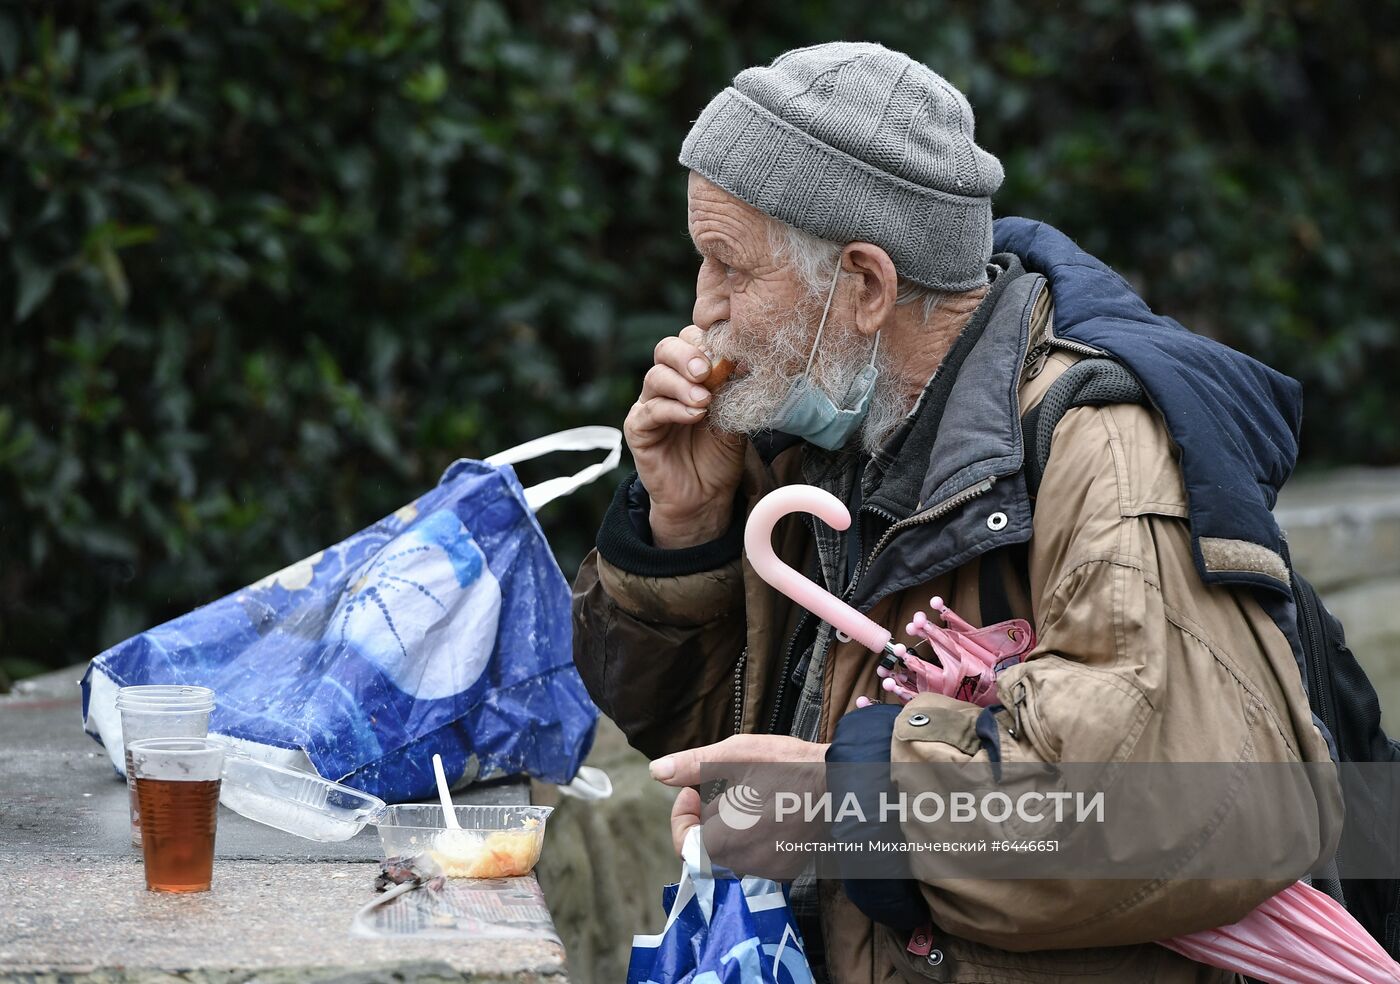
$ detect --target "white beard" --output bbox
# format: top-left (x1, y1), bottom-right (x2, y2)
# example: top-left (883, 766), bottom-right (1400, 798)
top-left (701, 293), bottom-right (909, 454)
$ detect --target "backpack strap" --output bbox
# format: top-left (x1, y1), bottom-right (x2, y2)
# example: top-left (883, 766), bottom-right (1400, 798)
top-left (1021, 358), bottom-right (1147, 499)
top-left (979, 358), bottom-right (1146, 627)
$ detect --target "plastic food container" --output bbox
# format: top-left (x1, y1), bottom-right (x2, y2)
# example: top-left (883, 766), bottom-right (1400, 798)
top-left (219, 753), bottom-right (385, 842)
top-left (377, 805), bottom-right (553, 878)
top-left (216, 750), bottom-right (553, 876)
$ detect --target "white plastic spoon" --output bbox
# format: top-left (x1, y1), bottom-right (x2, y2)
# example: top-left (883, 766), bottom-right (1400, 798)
top-left (431, 753), bottom-right (461, 830)
top-left (429, 754), bottom-right (481, 870)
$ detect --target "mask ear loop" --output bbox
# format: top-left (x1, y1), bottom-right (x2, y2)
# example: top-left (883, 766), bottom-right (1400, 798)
top-left (805, 259), bottom-right (882, 376)
top-left (804, 258), bottom-right (844, 376)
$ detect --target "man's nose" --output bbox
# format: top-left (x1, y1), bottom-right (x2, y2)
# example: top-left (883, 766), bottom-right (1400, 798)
top-left (692, 282), bottom-right (728, 332)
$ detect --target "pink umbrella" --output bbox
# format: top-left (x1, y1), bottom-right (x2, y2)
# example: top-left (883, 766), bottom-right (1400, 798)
top-left (742, 485), bottom-right (1035, 708)
top-left (743, 483), bottom-right (908, 673)
top-left (744, 484), bottom-right (1400, 984)
top-left (875, 596), bottom-right (1034, 706)
top-left (1158, 881), bottom-right (1400, 984)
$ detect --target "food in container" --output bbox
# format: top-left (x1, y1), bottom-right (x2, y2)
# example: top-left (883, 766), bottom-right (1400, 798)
top-left (217, 748), bottom-right (553, 876)
top-left (378, 805), bottom-right (552, 878)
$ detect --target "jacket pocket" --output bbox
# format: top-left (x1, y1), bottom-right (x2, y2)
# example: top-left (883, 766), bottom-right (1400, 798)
top-left (1001, 653), bottom-right (1152, 765)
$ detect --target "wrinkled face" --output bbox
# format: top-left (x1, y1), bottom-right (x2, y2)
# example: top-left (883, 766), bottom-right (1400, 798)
top-left (688, 172), bottom-right (808, 345)
top-left (687, 173), bottom-right (879, 437)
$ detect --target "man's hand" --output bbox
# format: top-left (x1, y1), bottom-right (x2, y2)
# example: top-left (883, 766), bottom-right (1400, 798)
top-left (625, 325), bottom-right (746, 548)
top-left (650, 734), bottom-right (830, 859)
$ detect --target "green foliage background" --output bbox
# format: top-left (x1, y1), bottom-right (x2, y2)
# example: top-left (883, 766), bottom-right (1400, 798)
top-left (2, 0), bottom-right (1397, 680)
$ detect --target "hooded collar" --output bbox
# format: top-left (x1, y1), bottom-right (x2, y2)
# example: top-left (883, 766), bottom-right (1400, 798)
top-left (993, 217), bottom-right (1301, 594)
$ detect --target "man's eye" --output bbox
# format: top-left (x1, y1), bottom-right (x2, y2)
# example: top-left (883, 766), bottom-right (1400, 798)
top-left (700, 255), bottom-right (742, 282)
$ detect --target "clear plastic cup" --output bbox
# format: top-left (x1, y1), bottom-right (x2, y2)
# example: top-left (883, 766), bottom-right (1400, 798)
top-left (116, 686), bottom-right (215, 847)
top-left (128, 737), bottom-right (224, 893)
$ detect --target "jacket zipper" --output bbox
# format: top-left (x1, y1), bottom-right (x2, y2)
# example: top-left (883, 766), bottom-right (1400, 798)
top-left (1022, 337), bottom-right (1051, 372)
top-left (1008, 681), bottom-right (1028, 739)
top-left (766, 611), bottom-right (813, 734)
top-left (1295, 585), bottom-right (1335, 738)
top-left (1051, 336), bottom-right (1107, 359)
top-left (730, 647), bottom-right (747, 737)
top-left (813, 477), bottom-right (998, 641)
top-left (758, 448), bottom-right (1001, 738)
top-left (1023, 324), bottom-right (1107, 373)
top-left (860, 477), bottom-right (997, 576)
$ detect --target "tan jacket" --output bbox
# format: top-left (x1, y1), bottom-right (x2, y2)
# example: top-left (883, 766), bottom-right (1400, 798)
top-left (573, 261), bottom-right (1342, 982)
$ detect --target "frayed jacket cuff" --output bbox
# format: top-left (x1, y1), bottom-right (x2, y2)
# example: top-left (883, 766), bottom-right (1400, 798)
top-left (595, 472), bottom-right (745, 578)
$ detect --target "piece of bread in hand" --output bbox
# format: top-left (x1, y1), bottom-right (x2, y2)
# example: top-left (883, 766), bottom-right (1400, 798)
top-left (703, 354), bottom-right (735, 393)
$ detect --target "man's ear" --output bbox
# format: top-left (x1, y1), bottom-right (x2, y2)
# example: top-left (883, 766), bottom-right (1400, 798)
top-left (840, 242), bottom-right (899, 337)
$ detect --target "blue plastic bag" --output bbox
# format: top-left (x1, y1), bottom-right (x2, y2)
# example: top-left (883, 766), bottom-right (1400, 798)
top-left (82, 427), bottom-right (620, 803)
top-left (629, 828), bottom-right (815, 984)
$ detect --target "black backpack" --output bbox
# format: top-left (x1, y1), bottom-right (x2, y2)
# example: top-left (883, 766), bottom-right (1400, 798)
top-left (997, 357), bottom-right (1400, 959)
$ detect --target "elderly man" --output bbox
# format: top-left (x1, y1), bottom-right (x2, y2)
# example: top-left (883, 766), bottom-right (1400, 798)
top-left (573, 42), bottom-right (1340, 982)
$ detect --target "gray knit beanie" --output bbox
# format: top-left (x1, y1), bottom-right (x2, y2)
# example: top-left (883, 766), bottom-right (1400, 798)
top-left (679, 42), bottom-right (1004, 292)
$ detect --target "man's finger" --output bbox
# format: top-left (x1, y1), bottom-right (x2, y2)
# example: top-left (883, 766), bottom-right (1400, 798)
top-left (624, 397), bottom-right (707, 450)
top-left (640, 362), bottom-right (713, 408)
top-left (654, 335), bottom-right (712, 384)
top-left (670, 785), bottom-right (703, 856)
top-left (651, 738), bottom-right (721, 788)
top-left (650, 734), bottom-right (831, 787)
top-left (650, 734), bottom-right (773, 787)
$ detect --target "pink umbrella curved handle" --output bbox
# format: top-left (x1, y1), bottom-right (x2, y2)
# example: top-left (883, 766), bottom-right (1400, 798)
top-left (744, 485), bottom-right (894, 657)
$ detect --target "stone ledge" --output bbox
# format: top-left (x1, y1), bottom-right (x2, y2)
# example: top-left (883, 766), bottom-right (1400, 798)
top-left (2, 967), bottom-right (552, 984)
top-left (1, 860), bottom-right (568, 982)
top-left (0, 676), bottom-right (568, 982)
top-left (1274, 467), bottom-right (1400, 592)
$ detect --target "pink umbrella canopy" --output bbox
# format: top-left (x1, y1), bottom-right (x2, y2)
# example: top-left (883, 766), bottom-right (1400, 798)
top-left (744, 484), bottom-right (1400, 984)
top-left (873, 596), bottom-right (1034, 706)
top-left (1158, 881), bottom-right (1400, 984)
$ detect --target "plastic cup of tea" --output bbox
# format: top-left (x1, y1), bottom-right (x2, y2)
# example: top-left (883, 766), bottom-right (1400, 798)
top-left (116, 686), bottom-right (215, 847)
top-left (128, 737), bottom-right (224, 893)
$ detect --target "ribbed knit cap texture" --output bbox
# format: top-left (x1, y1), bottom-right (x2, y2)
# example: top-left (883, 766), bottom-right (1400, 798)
top-left (679, 42), bottom-right (1004, 292)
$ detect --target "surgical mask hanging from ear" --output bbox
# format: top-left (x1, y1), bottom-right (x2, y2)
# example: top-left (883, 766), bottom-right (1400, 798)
top-left (767, 260), bottom-right (881, 451)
